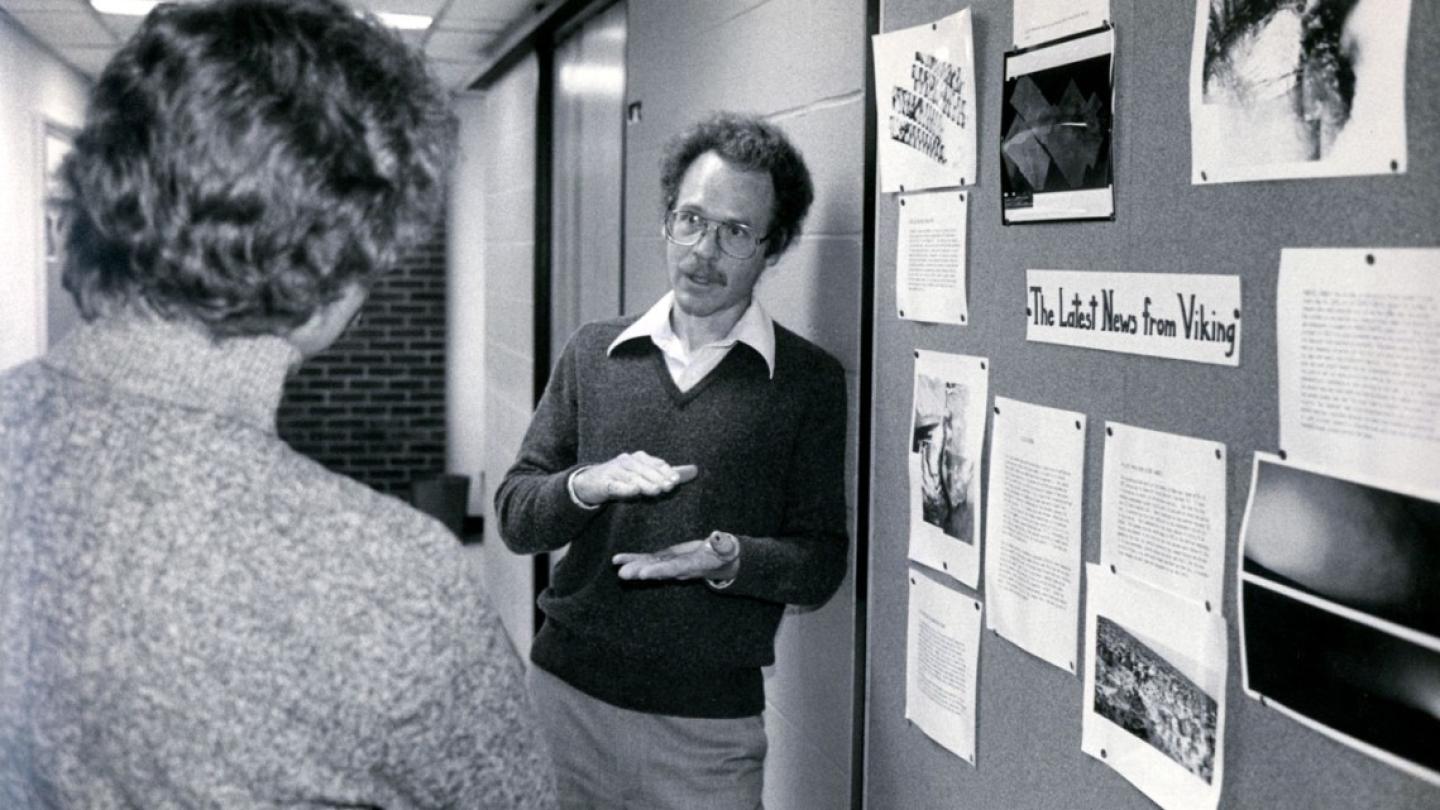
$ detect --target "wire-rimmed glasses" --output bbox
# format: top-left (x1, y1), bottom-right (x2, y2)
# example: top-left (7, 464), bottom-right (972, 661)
top-left (663, 210), bottom-right (769, 260)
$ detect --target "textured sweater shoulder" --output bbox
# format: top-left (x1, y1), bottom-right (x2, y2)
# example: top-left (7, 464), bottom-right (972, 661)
top-left (0, 318), bottom-right (556, 809)
top-left (496, 314), bottom-right (849, 718)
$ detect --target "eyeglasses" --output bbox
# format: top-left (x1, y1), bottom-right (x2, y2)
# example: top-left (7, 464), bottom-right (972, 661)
top-left (663, 210), bottom-right (769, 260)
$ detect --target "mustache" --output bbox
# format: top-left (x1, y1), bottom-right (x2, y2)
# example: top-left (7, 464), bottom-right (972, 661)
top-left (682, 264), bottom-right (727, 286)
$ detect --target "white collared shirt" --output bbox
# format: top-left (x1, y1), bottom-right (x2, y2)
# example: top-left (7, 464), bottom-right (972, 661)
top-left (608, 292), bottom-right (776, 392)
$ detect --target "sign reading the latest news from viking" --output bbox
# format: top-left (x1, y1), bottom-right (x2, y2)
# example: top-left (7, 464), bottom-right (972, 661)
top-left (1026, 270), bottom-right (1242, 366)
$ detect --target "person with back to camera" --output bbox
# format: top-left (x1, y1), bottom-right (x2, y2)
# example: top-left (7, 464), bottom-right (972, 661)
top-left (496, 112), bottom-right (850, 810)
top-left (0, 0), bottom-right (557, 806)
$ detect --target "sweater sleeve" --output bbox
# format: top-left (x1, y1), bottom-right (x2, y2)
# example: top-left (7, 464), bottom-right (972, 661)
top-left (719, 356), bottom-right (850, 607)
top-left (494, 336), bottom-right (604, 554)
top-left (376, 533), bottom-right (558, 808)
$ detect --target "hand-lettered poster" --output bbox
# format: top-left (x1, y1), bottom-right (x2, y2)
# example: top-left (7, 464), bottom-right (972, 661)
top-left (1026, 270), bottom-right (1242, 365)
top-left (873, 8), bottom-right (977, 192)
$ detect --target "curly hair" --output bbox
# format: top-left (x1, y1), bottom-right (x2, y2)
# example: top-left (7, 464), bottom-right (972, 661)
top-left (659, 112), bottom-right (814, 258)
top-left (61, 0), bottom-right (456, 337)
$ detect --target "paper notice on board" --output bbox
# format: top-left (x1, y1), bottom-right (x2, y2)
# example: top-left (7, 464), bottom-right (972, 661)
top-left (1026, 270), bottom-right (1242, 365)
top-left (897, 190), bottom-right (969, 324)
top-left (1238, 453), bottom-right (1440, 787)
top-left (984, 397), bottom-right (1086, 674)
top-left (908, 350), bottom-right (990, 587)
top-left (872, 8), bottom-right (978, 192)
top-left (1101, 422), bottom-right (1227, 609)
top-left (1014, 0), bottom-right (1109, 49)
top-left (906, 568), bottom-right (983, 764)
top-left (1189, 0), bottom-right (1409, 185)
top-left (1277, 248), bottom-right (1440, 500)
top-left (1083, 564), bottom-right (1227, 810)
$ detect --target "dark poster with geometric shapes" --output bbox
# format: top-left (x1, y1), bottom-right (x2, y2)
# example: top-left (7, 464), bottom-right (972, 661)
top-left (1002, 28), bottom-right (1115, 223)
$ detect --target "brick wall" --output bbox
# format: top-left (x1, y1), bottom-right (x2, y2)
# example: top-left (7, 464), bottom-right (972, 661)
top-left (277, 228), bottom-right (447, 498)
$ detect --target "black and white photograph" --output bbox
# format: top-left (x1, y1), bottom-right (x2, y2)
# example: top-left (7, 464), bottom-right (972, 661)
top-left (908, 349), bottom-right (989, 588)
top-left (1082, 564), bottom-right (1228, 810)
top-left (1002, 27), bottom-right (1114, 222)
top-left (1239, 454), bottom-right (1440, 785)
top-left (1095, 616), bottom-right (1219, 784)
top-left (1189, 0), bottom-right (1410, 182)
top-left (912, 373), bottom-right (976, 544)
top-left (1242, 581), bottom-right (1440, 782)
top-left (1242, 456), bottom-right (1440, 638)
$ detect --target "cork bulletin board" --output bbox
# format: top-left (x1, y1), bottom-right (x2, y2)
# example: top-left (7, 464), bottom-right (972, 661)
top-left (863, 1), bottom-right (1440, 808)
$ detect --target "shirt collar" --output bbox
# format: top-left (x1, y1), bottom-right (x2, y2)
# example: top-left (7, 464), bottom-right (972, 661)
top-left (608, 291), bottom-right (776, 379)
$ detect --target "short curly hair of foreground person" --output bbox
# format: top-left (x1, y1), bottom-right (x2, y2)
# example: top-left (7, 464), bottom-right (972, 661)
top-left (61, 0), bottom-right (457, 338)
top-left (659, 112), bottom-right (814, 258)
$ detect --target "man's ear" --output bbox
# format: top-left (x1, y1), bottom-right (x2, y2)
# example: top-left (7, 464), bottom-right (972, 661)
top-left (286, 283), bottom-right (368, 358)
top-left (764, 235), bottom-right (786, 267)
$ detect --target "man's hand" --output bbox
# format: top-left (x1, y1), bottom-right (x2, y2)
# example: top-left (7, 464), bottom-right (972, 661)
top-left (572, 452), bottom-right (698, 506)
top-left (613, 531), bottom-right (740, 582)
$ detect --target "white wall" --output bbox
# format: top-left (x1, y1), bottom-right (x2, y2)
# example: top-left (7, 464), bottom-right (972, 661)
top-left (0, 13), bottom-right (89, 371)
top-left (625, 2), bottom-right (867, 807)
top-left (475, 55), bottom-right (541, 656)
top-left (446, 92), bottom-right (489, 515)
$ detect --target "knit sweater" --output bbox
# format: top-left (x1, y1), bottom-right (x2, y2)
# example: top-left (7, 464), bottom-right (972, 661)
top-left (0, 316), bottom-right (557, 809)
top-left (495, 316), bottom-right (849, 718)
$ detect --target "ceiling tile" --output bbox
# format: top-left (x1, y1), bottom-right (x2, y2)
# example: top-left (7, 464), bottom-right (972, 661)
top-left (428, 59), bottom-right (483, 91)
top-left (98, 11), bottom-right (141, 39)
top-left (11, 9), bottom-right (115, 45)
top-left (437, 0), bottom-right (528, 32)
top-left (424, 28), bottom-right (495, 61)
top-left (351, 0), bottom-right (445, 17)
top-left (2, 0), bottom-right (75, 10)
top-left (61, 44), bottom-right (116, 76)
top-left (485, 0), bottom-right (539, 21)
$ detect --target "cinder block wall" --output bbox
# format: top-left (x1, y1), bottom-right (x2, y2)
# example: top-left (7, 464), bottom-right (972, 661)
top-left (624, 3), bottom-right (868, 807)
top-left (477, 54), bottom-right (541, 655)
top-left (277, 229), bottom-right (449, 498)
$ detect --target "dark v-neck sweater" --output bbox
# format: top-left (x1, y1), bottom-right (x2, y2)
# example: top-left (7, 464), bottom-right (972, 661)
top-left (496, 315), bottom-right (849, 718)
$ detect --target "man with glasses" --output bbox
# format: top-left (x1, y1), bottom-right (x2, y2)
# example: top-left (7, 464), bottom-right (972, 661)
top-left (498, 112), bottom-right (849, 809)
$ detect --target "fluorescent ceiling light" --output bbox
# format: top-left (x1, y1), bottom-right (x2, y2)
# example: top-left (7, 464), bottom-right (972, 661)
top-left (90, 0), bottom-right (432, 31)
top-left (375, 12), bottom-right (432, 30)
top-left (558, 64), bottom-right (623, 96)
top-left (90, 0), bottom-right (160, 14)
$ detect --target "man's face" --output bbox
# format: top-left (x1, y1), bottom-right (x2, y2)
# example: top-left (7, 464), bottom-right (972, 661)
top-left (667, 151), bottom-right (781, 322)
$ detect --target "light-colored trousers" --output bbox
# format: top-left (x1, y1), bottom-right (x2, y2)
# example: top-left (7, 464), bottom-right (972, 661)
top-left (528, 665), bottom-right (766, 810)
